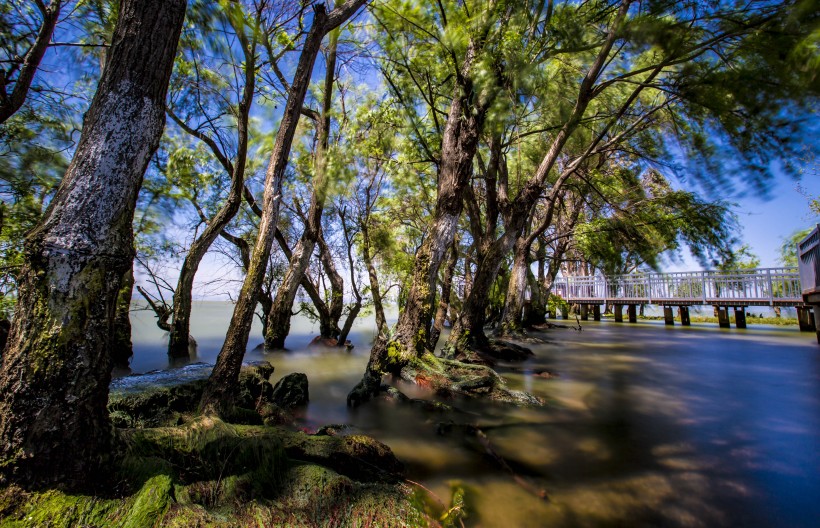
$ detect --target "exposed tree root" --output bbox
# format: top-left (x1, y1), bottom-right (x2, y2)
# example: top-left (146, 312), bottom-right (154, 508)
top-left (399, 353), bottom-right (542, 406)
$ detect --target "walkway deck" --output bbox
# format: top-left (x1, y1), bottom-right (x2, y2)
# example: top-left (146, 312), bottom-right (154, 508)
top-left (552, 267), bottom-right (804, 307)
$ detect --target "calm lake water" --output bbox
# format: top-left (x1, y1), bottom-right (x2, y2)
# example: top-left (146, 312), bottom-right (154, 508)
top-left (124, 302), bottom-right (820, 527)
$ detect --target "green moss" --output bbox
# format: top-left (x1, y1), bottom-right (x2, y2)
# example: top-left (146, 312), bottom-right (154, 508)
top-left (122, 474), bottom-right (173, 528)
top-left (384, 340), bottom-right (406, 371)
top-left (0, 491), bottom-right (123, 528)
top-left (1, 417), bottom-right (427, 527)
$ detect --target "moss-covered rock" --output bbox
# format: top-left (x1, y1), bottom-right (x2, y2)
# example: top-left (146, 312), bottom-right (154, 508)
top-left (235, 361), bottom-right (275, 410)
top-left (1, 415), bottom-right (428, 527)
top-left (271, 372), bottom-right (309, 409)
top-left (278, 430), bottom-right (405, 483)
top-left (0, 474), bottom-right (172, 528)
top-left (108, 379), bottom-right (207, 428)
top-left (108, 361), bottom-right (283, 428)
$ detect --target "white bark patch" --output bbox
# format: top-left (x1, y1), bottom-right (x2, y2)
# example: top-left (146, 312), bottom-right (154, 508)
top-left (43, 80), bottom-right (162, 256)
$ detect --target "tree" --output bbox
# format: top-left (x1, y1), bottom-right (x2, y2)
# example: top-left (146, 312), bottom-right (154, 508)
top-left (0, 0), bottom-right (186, 489)
top-left (264, 28), bottom-right (340, 349)
top-left (200, 0), bottom-right (368, 416)
top-left (165, 1), bottom-right (270, 358)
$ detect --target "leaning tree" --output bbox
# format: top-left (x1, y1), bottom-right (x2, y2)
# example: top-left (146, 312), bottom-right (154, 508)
top-left (0, 0), bottom-right (187, 489)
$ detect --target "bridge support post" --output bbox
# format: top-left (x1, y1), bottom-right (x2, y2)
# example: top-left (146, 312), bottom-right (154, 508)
top-left (614, 305), bottom-right (623, 323)
top-left (580, 304), bottom-right (589, 321)
top-left (734, 307), bottom-right (747, 329)
top-left (627, 304), bottom-right (637, 323)
top-left (797, 307), bottom-right (816, 332)
top-left (716, 306), bottom-right (730, 328)
top-left (813, 308), bottom-right (820, 344)
top-left (679, 306), bottom-right (690, 326)
top-left (593, 305), bottom-right (601, 321)
top-left (663, 306), bottom-right (674, 325)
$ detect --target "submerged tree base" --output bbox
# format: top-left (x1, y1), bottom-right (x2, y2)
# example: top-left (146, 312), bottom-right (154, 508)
top-left (348, 339), bottom-right (543, 408)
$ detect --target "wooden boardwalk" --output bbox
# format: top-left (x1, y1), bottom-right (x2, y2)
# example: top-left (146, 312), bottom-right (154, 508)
top-left (551, 267), bottom-right (817, 330)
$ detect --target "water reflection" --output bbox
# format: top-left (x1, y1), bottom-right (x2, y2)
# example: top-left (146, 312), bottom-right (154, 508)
top-left (124, 303), bottom-right (820, 527)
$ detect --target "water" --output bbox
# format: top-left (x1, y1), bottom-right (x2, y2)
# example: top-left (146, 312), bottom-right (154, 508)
top-left (123, 302), bottom-right (820, 527)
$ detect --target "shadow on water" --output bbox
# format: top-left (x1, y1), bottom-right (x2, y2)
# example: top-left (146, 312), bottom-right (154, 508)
top-left (123, 303), bottom-right (820, 527)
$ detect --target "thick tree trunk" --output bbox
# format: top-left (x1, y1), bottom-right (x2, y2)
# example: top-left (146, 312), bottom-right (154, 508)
top-left (444, 232), bottom-right (516, 357)
top-left (111, 266), bottom-right (134, 368)
top-left (200, 1), bottom-right (365, 416)
top-left (265, 31), bottom-right (337, 349)
top-left (0, 0), bottom-right (185, 490)
top-left (168, 22), bottom-right (257, 358)
top-left (429, 237), bottom-right (459, 351)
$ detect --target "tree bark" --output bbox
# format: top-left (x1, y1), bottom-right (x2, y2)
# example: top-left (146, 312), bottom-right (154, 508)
top-left (0, 0), bottom-right (185, 489)
top-left (200, 1), bottom-right (366, 416)
top-left (499, 236), bottom-right (530, 334)
top-left (348, 39), bottom-right (489, 405)
top-left (525, 242), bottom-right (547, 326)
top-left (265, 30), bottom-right (338, 349)
top-left (361, 223), bottom-right (387, 336)
top-left (429, 237), bottom-right (459, 351)
top-left (316, 225), bottom-right (344, 337)
top-left (337, 205), bottom-right (362, 346)
top-left (111, 265), bottom-right (134, 368)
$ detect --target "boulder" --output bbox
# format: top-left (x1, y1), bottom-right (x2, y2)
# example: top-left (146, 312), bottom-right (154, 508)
top-left (272, 372), bottom-right (309, 408)
top-left (236, 361), bottom-right (275, 409)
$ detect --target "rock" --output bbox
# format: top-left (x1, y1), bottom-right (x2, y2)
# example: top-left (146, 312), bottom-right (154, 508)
top-left (308, 335), bottom-right (355, 351)
top-left (308, 335), bottom-right (339, 348)
top-left (486, 339), bottom-right (534, 361)
top-left (236, 361), bottom-right (275, 409)
top-left (281, 432), bottom-right (405, 483)
top-left (272, 372), bottom-right (309, 408)
top-left (108, 379), bottom-right (208, 427)
top-left (245, 360), bottom-right (275, 380)
top-left (258, 402), bottom-right (294, 426)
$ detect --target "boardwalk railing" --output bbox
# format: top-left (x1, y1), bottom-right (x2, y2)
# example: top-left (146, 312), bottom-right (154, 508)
top-left (552, 267), bottom-right (803, 306)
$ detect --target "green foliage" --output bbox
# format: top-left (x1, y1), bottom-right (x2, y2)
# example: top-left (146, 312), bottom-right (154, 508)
top-left (0, 111), bottom-right (71, 317)
top-left (574, 167), bottom-right (737, 276)
top-left (717, 244), bottom-right (760, 272)
top-left (779, 228), bottom-right (813, 267)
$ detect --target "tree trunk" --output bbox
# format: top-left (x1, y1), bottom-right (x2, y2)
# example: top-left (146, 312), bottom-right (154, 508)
top-left (0, 0), bottom-right (185, 490)
top-left (444, 232), bottom-right (516, 357)
top-left (111, 266), bottom-right (134, 369)
top-left (348, 41), bottom-right (488, 404)
top-left (264, 30), bottom-right (337, 349)
top-left (361, 224), bottom-right (387, 336)
top-left (200, 1), bottom-right (365, 416)
top-left (317, 225), bottom-right (344, 337)
top-left (500, 236), bottom-right (530, 334)
top-left (168, 20), bottom-right (257, 358)
top-left (429, 237), bottom-right (458, 351)
top-left (526, 243), bottom-right (547, 325)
